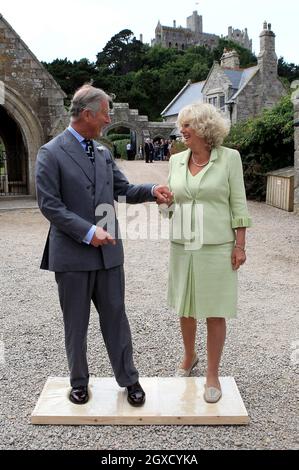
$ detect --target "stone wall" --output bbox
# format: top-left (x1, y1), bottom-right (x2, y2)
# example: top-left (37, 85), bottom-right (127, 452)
top-left (201, 63), bottom-right (233, 120)
top-left (0, 14), bottom-right (67, 141)
top-left (235, 72), bottom-right (261, 122)
top-left (0, 14), bottom-right (67, 196)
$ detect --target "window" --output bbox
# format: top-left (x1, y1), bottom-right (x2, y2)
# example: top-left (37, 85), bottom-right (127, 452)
top-left (219, 95), bottom-right (225, 110)
top-left (208, 97), bottom-right (217, 107)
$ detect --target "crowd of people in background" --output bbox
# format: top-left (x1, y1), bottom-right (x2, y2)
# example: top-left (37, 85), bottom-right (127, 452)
top-left (112, 137), bottom-right (180, 161)
top-left (143, 138), bottom-right (174, 162)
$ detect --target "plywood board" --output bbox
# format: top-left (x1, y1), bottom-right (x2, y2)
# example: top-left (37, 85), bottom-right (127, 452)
top-left (31, 376), bottom-right (249, 425)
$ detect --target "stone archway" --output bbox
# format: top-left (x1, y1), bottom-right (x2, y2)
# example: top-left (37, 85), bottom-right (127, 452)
top-left (103, 121), bottom-right (142, 158)
top-left (0, 85), bottom-right (44, 196)
top-left (0, 14), bottom-right (67, 198)
top-left (103, 103), bottom-right (175, 158)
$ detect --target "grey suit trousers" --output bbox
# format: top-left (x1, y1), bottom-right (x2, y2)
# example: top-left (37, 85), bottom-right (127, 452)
top-left (55, 266), bottom-right (139, 388)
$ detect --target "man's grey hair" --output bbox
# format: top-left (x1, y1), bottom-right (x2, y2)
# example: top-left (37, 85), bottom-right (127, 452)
top-left (70, 84), bottom-right (112, 119)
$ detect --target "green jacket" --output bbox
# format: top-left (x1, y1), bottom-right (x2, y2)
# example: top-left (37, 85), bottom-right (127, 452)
top-left (165, 146), bottom-right (252, 246)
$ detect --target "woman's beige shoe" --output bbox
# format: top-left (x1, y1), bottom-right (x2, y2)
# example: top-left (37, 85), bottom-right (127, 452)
top-left (175, 354), bottom-right (199, 377)
top-left (203, 385), bottom-right (222, 403)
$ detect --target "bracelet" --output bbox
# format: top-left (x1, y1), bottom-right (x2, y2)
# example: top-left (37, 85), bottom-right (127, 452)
top-left (234, 244), bottom-right (246, 253)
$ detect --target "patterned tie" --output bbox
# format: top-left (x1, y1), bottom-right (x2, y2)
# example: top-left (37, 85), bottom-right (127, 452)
top-left (83, 139), bottom-right (95, 165)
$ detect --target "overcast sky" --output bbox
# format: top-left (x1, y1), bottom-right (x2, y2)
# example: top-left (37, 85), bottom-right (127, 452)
top-left (1, 0), bottom-right (298, 64)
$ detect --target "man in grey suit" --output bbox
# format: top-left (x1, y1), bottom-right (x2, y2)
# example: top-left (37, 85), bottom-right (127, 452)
top-left (35, 84), bottom-right (171, 406)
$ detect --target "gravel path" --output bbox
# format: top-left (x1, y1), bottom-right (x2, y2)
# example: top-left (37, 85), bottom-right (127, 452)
top-left (0, 160), bottom-right (298, 450)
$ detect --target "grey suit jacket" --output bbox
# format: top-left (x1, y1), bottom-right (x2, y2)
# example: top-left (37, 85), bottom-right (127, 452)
top-left (35, 129), bottom-right (155, 272)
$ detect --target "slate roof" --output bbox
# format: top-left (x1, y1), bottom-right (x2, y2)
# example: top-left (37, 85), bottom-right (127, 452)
top-left (229, 66), bottom-right (259, 100)
top-left (161, 64), bottom-right (259, 118)
top-left (161, 80), bottom-right (205, 117)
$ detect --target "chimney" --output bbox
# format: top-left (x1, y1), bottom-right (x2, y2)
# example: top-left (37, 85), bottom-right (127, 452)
top-left (173, 20), bottom-right (176, 28)
top-left (258, 21), bottom-right (277, 77)
top-left (220, 49), bottom-right (240, 69)
top-left (139, 34), bottom-right (143, 43)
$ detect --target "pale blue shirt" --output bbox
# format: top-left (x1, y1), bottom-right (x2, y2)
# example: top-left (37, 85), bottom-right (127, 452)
top-left (67, 126), bottom-right (158, 245)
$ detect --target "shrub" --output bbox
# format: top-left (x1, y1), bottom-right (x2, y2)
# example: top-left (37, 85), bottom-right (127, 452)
top-left (170, 140), bottom-right (187, 155)
top-left (107, 133), bottom-right (130, 142)
top-left (114, 139), bottom-right (130, 159)
top-left (224, 95), bottom-right (294, 200)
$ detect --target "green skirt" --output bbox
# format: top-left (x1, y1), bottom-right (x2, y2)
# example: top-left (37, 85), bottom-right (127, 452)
top-left (168, 242), bottom-right (237, 319)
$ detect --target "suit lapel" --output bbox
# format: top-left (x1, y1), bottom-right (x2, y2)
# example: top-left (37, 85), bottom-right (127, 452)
top-left (178, 150), bottom-right (193, 198)
top-left (60, 129), bottom-right (95, 184)
top-left (94, 144), bottom-right (107, 201)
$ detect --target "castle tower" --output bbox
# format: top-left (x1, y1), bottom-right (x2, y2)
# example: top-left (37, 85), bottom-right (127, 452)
top-left (227, 26), bottom-right (252, 51)
top-left (187, 10), bottom-right (202, 35)
top-left (258, 21), bottom-right (277, 78)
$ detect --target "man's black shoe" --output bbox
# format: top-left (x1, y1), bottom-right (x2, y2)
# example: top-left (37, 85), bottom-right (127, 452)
top-left (69, 385), bottom-right (89, 405)
top-left (126, 381), bottom-right (145, 407)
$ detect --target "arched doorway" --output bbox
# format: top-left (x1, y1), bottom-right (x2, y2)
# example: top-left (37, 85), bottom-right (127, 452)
top-left (103, 122), bottom-right (139, 160)
top-left (0, 85), bottom-right (44, 197)
top-left (0, 105), bottom-right (28, 195)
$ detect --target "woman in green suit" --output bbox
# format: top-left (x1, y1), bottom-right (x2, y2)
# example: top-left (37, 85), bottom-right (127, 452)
top-left (165, 103), bottom-right (252, 403)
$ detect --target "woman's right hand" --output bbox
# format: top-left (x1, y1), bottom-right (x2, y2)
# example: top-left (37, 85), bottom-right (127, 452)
top-left (231, 246), bottom-right (246, 270)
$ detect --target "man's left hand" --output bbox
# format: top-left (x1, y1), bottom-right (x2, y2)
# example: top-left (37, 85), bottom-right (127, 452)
top-left (153, 185), bottom-right (173, 205)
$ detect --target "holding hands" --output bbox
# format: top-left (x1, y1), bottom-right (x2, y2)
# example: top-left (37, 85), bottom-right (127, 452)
top-left (153, 185), bottom-right (174, 205)
top-left (90, 186), bottom-right (174, 247)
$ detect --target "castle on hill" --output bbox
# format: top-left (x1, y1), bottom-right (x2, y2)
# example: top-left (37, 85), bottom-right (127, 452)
top-left (151, 10), bottom-right (252, 51)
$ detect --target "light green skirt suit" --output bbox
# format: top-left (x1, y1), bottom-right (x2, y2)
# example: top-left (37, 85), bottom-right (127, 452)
top-left (165, 146), bottom-right (252, 319)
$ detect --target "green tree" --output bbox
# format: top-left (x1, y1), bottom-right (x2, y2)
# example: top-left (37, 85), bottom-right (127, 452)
top-left (44, 30), bottom-right (298, 123)
top-left (278, 57), bottom-right (299, 83)
top-left (43, 58), bottom-right (96, 102)
top-left (96, 29), bottom-right (148, 74)
top-left (213, 39), bottom-right (257, 68)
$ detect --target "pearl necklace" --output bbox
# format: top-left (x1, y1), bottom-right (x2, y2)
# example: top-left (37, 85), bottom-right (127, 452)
top-left (191, 154), bottom-right (210, 167)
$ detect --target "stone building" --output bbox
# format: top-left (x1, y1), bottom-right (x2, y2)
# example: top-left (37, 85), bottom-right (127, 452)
top-left (161, 80), bottom-right (205, 122)
top-left (227, 26), bottom-right (252, 51)
top-left (102, 103), bottom-right (175, 153)
top-left (161, 22), bottom-right (286, 125)
top-left (151, 10), bottom-right (252, 52)
top-left (0, 14), bottom-right (67, 197)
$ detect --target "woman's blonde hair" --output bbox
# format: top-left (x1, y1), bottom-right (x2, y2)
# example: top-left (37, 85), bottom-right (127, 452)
top-left (176, 102), bottom-right (231, 148)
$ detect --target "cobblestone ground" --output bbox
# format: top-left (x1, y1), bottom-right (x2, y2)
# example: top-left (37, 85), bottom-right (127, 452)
top-left (0, 160), bottom-right (298, 450)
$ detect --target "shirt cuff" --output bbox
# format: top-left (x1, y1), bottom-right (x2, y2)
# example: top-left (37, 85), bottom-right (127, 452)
top-left (151, 184), bottom-right (158, 197)
top-left (83, 225), bottom-right (97, 244)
